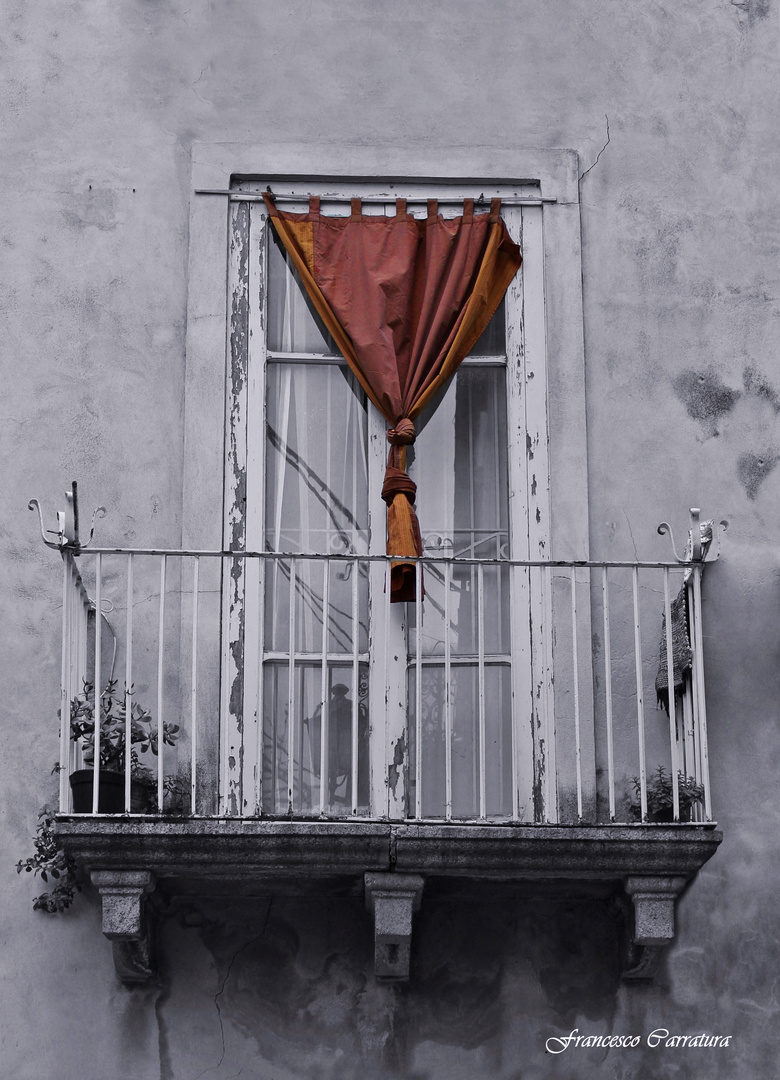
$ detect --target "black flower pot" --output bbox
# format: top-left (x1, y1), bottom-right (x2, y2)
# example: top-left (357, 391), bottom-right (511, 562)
top-left (69, 770), bottom-right (149, 813)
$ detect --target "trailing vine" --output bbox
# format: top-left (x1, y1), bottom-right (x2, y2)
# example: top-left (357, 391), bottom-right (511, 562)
top-left (16, 805), bottom-right (82, 913)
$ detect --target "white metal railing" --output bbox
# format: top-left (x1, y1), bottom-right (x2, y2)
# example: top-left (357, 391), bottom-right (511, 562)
top-left (50, 540), bottom-right (717, 825)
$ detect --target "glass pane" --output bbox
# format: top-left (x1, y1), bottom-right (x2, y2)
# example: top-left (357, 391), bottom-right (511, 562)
top-left (264, 557), bottom-right (369, 657)
top-left (262, 661), bottom-right (369, 815)
top-left (408, 664), bottom-right (512, 819)
top-left (468, 296), bottom-right (505, 356)
top-left (264, 364), bottom-right (369, 654)
top-left (265, 364), bottom-right (369, 554)
top-left (267, 230), bottom-right (338, 354)
top-left (407, 365), bottom-right (510, 658)
top-left (408, 562), bottom-right (510, 659)
top-left (409, 365), bottom-right (509, 559)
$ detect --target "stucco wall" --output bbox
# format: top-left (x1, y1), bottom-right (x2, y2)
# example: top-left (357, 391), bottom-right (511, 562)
top-left (2, 1), bottom-right (780, 1077)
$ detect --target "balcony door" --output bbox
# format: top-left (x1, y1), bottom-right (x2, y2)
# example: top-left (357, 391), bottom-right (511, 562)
top-left (221, 181), bottom-right (551, 821)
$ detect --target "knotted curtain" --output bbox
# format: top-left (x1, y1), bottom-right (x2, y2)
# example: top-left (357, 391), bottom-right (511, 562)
top-left (263, 193), bottom-right (522, 601)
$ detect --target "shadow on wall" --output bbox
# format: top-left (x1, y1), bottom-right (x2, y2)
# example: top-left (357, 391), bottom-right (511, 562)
top-left (158, 885), bottom-right (622, 1078)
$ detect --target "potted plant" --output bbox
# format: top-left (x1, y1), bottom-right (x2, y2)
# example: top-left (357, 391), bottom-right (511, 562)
top-left (629, 765), bottom-right (705, 822)
top-left (68, 680), bottom-right (180, 813)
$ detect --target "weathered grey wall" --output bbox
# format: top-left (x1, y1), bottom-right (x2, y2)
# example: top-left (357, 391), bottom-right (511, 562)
top-left (2, 1), bottom-right (779, 1077)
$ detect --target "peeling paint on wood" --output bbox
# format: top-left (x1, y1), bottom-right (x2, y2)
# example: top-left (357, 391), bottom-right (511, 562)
top-left (387, 733), bottom-right (406, 799)
top-left (222, 199), bottom-right (251, 815)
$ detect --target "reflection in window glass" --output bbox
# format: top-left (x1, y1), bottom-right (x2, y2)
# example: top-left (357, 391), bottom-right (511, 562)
top-left (262, 661), bottom-right (369, 815)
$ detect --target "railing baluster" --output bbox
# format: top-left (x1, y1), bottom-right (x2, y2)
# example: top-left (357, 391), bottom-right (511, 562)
top-left (287, 557), bottom-right (296, 814)
top-left (570, 566), bottom-right (583, 820)
top-left (663, 567), bottom-right (680, 820)
top-left (190, 557), bottom-right (199, 816)
top-left (684, 575), bottom-right (698, 788)
top-left (690, 564), bottom-right (712, 820)
top-left (156, 556), bottom-right (167, 814)
top-left (444, 560), bottom-right (452, 821)
top-left (92, 555), bottom-right (102, 815)
top-left (218, 553), bottom-right (233, 815)
top-left (681, 681), bottom-right (694, 787)
top-left (319, 559), bottom-right (329, 815)
top-left (382, 557), bottom-right (390, 819)
top-left (632, 566), bottom-right (647, 821)
top-left (59, 554), bottom-right (73, 813)
top-left (477, 563), bottom-right (486, 820)
top-left (71, 564), bottom-right (80, 701)
top-left (542, 563), bottom-right (556, 823)
top-left (415, 558), bottom-right (422, 821)
top-left (257, 557), bottom-right (269, 816)
top-left (602, 566), bottom-right (615, 821)
top-left (81, 579), bottom-right (89, 688)
top-left (125, 554), bottom-right (134, 813)
top-left (351, 557), bottom-right (359, 816)
top-left (75, 570), bottom-right (87, 758)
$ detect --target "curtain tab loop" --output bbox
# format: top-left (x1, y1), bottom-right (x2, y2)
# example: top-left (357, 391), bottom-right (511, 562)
top-left (489, 197), bottom-right (501, 223)
top-left (396, 198), bottom-right (407, 219)
top-left (350, 198), bottom-right (362, 221)
top-left (309, 195), bottom-right (321, 216)
top-left (386, 418), bottom-right (416, 446)
top-left (463, 198), bottom-right (474, 222)
top-left (427, 199), bottom-right (438, 222)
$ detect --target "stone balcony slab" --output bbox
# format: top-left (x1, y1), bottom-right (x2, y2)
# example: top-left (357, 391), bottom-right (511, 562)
top-left (54, 818), bottom-right (721, 984)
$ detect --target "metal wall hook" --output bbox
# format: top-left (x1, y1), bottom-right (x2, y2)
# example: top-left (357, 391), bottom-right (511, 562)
top-left (656, 519), bottom-right (684, 563)
top-left (29, 482), bottom-right (106, 551)
top-left (28, 498), bottom-right (62, 549)
top-left (657, 508), bottom-right (729, 564)
top-left (81, 504), bottom-right (107, 548)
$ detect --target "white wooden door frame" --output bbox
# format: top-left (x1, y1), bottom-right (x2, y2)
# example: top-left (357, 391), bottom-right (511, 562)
top-left (219, 181), bottom-right (554, 821)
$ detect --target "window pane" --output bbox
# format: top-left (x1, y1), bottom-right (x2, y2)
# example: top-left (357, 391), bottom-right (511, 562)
top-left (265, 364), bottom-right (369, 554)
top-left (409, 562), bottom-right (511, 659)
top-left (262, 661), bottom-right (369, 815)
top-left (267, 230), bottom-right (337, 354)
top-left (468, 296), bottom-right (505, 356)
top-left (264, 365), bottom-right (369, 652)
top-left (410, 365), bottom-right (509, 559)
top-left (264, 557), bottom-right (369, 658)
top-left (408, 664), bottom-right (512, 819)
top-left (408, 365), bottom-right (510, 658)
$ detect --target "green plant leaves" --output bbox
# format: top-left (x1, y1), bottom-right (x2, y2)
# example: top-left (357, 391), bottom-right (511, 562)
top-left (16, 805), bottom-right (82, 914)
top-left (69, 679), bottom-right (180, 773)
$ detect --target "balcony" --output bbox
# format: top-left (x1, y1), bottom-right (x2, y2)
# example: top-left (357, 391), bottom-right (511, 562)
top-left (34, 494), bottom-right (723, 983)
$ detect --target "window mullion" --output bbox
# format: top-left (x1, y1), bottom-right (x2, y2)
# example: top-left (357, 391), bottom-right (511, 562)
top-left (367, 404), bottom-right (407, 818)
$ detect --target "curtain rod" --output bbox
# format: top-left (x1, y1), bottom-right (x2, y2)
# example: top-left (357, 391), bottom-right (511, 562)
top-left (195, 189), bottom-right (557, 206)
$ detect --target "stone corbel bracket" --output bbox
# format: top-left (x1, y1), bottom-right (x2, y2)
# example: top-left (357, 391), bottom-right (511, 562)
top-left (623, 874), bottom-right (688, 981)
top-left (90, 870), bottom-right (157, 984)
top-left (364, 872), bottom-right (424, 982)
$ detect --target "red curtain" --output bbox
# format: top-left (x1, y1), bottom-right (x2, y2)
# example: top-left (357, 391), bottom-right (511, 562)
top-left (263, 193), bottom-right (522, 601)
